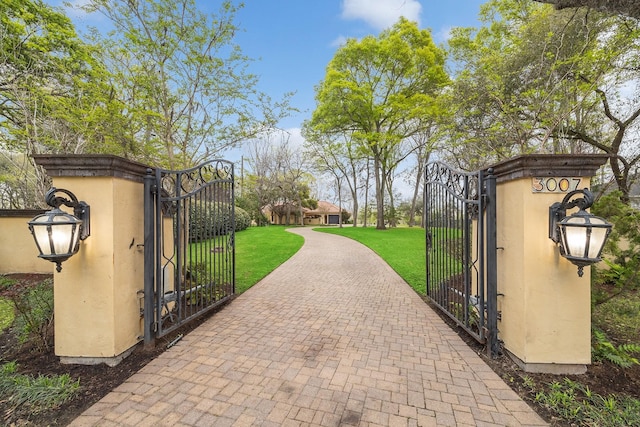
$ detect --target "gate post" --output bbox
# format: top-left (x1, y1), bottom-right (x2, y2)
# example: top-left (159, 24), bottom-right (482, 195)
top-left (143, 169), bottom-right (155, 347)
top-left (33, 155), bottom-right (149, 366)
top-left (491, 154), bottom-right (608, 374)
top-left (484, 168), bottom-right (498, 357)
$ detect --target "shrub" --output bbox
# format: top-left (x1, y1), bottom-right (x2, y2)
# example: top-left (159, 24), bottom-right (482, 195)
top-left (188, 202), bottom-right (252, 241)
top-left (591, 192), bottom-right (640, 295)
top-left (188, 201), bottom-right (232, 241)
top-left (11, 279), bottom-right (54, 352)
top-left (592, 328), bottom-right (640, 368)
top-left (235, 206), bottom-right (251, 231)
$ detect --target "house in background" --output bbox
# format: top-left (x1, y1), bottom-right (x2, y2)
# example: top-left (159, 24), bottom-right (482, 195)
top-left (263, 200), bottom-right (349, 225)
top-left (303, 200), bottom-right (346, 225)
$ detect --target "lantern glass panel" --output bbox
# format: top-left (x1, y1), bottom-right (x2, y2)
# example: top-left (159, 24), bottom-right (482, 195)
top-left (31, 212), bottom-right (81, 256)
top-left (562, 216), bottom-right (588, 258)
top-left (586, 216), bottom-right (609, 259)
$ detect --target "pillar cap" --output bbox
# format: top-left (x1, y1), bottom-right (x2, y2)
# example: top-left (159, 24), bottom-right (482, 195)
top-left (489, 154), bottom-right (609, 183)
top-left (33, 155), bottom-right (151, 183)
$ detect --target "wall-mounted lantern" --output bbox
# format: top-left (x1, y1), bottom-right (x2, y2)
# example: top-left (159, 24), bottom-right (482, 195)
top-left (549, 188), bottom-right (612, 277)
top-left (28, 188), bottom-right (90, 272)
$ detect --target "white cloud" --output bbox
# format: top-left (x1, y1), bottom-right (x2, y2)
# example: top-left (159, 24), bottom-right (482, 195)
top-left (283, 127), bottom-right (305, 150)
top-left (341, 0), bottom-right (422, 30)
top-left (435, 26), bottom-right (453, 43)
top-left (331, 35), bottom-right (349, 47)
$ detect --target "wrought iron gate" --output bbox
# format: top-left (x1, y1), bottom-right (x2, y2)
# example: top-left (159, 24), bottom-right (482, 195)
top-left (424, 162), bottom-right (498, 356)
top-left (143, 160), bottom-right (235, 343)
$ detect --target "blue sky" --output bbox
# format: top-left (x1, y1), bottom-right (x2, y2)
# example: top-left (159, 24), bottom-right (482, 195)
top-left (48, 0), bottom-right (486, 142)
top-left (231, 0), bottom-right (486, 131)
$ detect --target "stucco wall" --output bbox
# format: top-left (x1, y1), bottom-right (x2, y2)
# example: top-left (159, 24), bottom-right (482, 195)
top-left (496, 177), bottom-right (592, 367)
top-left (491, 154), bottom-right (608, 373)
top-left (32, 155), bottom-right (150, 364)
top-left (0, 210), bottom-right (52, 274)
top-left (51, 176), bottom-right (145, 361)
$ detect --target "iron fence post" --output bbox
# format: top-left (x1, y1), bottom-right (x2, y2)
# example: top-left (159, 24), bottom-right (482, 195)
top-left (485, 168), bottom-right (499, 357)
top-left (143, 168), bottom-right (155, 347)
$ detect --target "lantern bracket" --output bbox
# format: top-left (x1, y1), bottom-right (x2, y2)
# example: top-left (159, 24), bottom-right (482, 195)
top-left (45, 188), bottom-right (90, 240)
top-left (549, 188), bottom-right (594, 243)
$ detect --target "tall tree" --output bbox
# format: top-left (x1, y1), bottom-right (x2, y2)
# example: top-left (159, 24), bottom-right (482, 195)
top-left (82, 0), bottom-right (293, 169)
top-left (246, 134), bottom-right (316, 225)
top-left (307, 18), bottom-right (449, 229)
top-left (446, 0), bottom-right (640, 201)
top-left (403, 123), bottom-right (439, 226)
top-left (302, 128), bottom-right (366, 227)
top-left (0, 0), bottom-right (115, 206)
top-left (533, 0), bottom-right (640, 19)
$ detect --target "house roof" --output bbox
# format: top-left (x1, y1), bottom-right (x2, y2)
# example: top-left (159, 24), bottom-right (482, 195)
top-left (263, 200), bottom-right (348, 215)
top-left (305, 201), bottom-right (342, 215)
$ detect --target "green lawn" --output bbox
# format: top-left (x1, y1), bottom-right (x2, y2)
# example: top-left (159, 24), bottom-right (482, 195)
top-left (0, 276), bottom-right (14, 332)
top-left (235, 226), bottom-right (304, 294)
top-left (0, 298), bottom-right (13, 332)
top-left (315, 226), bottom-right (427, 294)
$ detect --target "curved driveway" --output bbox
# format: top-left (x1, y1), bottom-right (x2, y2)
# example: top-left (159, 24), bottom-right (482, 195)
top-left (71, 227), bottom-right (546, 426)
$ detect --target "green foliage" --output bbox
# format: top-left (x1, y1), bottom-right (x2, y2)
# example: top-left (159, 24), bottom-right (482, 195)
top-left (189, 202), bottom-right (251, 242)
top-left (307, 17), bottom-right (449, 228)
top-left (341, 209), bottom-right (351, 224)
top-left (235, 194), bottom-right (263, 226)
top-left (10, 279), bottom-right (54, 352)
top-left (446, 0), bottom-right (640, 195)
top-left (234, 206), bottom-right (251, 232)
top-left (0, 276), bottom-right (15, 290)
top-left (591, 191), bottom-right (640, 294)
top-left (592, 291), bottom-right (640, 343)
top-left (181, 262), bottom-right (227, 306)
top-left (1, 0), bottom-right (129, 205)
top-left (0, 362), bottom-right (80, 413)
top-left (0, 298), bottom-right (15, 333)
top-left (188, 202), bottom-right (233, 242)
top-left (81, 0), bottom-right (293, 169)
top-left (592, 328), bottom-right (640, 368)
top-left (532, 377), bottom-right (640, 426)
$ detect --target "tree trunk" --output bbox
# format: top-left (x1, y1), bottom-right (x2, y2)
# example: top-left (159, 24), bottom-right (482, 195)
top-left (349, 164), bottom-right (359, 227)
top-left (532, 0), bottom-right (640, 19)
top-left (374, 155), bottom-right (386, 230)
top-left (363, 162), bottom-right (370, 227)
top-left (386, 173), bottom-right (397, 228)
top-left (409, 153), bottom-right (428, 227)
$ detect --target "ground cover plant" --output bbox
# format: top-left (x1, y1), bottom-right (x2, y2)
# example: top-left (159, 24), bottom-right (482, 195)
top-left (0, 276), bottom-right (81, 423)
top-left (319, 225), bottom-right (640, 426)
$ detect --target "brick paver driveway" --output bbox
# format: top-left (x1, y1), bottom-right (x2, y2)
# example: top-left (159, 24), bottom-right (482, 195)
top-left (71, 227), bottom-right (546, 426)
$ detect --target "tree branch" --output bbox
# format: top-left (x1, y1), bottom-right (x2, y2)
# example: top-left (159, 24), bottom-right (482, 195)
top-left (532, 0), bottom-right (640, 19)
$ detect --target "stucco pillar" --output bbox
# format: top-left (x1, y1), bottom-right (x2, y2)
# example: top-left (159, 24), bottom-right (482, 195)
top-left (491, 154), bottom-right (608, 374)
top-left (34, 155), bottom-right (149, 366)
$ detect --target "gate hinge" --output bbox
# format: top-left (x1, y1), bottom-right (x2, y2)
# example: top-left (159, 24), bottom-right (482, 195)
top-left (137, 290), bottom-right (144, 317)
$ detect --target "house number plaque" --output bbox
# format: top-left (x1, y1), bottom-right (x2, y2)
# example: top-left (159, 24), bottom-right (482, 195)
top-left (532, 177), bottom-right (582, 193)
